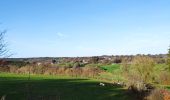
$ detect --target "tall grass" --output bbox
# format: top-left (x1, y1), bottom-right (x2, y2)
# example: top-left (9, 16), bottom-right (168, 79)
top-left (4, 65), bottom-right (102, 79)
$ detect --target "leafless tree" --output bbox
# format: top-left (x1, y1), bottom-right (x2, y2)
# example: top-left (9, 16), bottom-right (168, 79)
top-left (0, 30), bottom-right (10, 58)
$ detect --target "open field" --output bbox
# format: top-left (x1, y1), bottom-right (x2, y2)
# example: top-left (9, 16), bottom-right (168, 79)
top-left (0, 57), bottom-right (170, 100)
top-left (0, 73), bottom-right (132, 100)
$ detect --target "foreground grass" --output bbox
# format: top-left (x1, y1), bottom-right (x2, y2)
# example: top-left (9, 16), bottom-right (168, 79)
top-left (0, 73), bottom-right (131, 100)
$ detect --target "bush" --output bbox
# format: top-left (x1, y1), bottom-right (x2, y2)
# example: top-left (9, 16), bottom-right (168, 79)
top-left (81, 67), bottom-right (101, 78)
top-left (3, 64), bottom-right (103, 79)
top-left (17, 66), bottom-right (30, 74)
top-left (159, 71), bottom-right (170, 85)
top-left (73, 62), bottom-right (81, 68)
top-left (9, 66), bottom-right (19, 73)
top-left (0, 66), bottom-right (9, 72)
top-left (44, 67), bottom-right (58, 75)
top-left (146, 89), bottom-right (163, 100)
top-left (113, 58), bottom-right (122, 63)
top-left (160, 89), bottom-right (170, 100)
top-left (90, 57), bottom-right (99, 64)
top-left (121, 58), bottom-right (130, 78)
top-left (130, 56), bottom-right (156, 83)
top-left (124, 56), bottom-right (156, 99)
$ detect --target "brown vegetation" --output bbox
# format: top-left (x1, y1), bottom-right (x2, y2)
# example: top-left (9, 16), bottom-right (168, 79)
top-left (159, 71), bottom-right (170, 85)
top-left (146, 89), bottom-right (163, 100)
top-left (2, 65), bottom-right (102, 78)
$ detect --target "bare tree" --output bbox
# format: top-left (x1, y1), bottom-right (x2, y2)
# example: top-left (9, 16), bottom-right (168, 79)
top-left (0, 30), bottom-right (9, 58)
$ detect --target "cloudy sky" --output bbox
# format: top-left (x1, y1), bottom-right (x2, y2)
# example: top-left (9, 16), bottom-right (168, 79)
top-left (0, 0), bottom-right (170, 57)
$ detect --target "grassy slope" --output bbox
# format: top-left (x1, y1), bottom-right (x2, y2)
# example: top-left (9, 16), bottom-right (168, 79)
top-left (0, 73), bottom-right (131, 100)
top-left (100, 64), bottom-right (120, 73)
top-left (99, 64), bottom-right (124, 81)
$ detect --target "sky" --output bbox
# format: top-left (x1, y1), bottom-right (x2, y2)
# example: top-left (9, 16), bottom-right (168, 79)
top-left (0, 0), bottom-right (170, 58)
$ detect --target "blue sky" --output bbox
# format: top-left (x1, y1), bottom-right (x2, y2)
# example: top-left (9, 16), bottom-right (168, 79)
top-left (0, 0), bottom-right (170, 57)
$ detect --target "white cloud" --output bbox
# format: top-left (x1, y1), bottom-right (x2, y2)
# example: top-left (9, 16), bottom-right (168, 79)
top-left (56, 32), bottom-right (66, 38)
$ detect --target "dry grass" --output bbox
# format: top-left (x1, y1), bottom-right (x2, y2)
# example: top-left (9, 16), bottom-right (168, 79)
top-left (5, 65), bottom-right (102, 79)
top-left (159, 71), bottom-right (170, 85)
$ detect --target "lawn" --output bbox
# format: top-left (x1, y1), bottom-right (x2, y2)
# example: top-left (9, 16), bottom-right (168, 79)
top-left (100, 64), bottom-right (120, 73)
top-left (0, 73), bottom-right (131, 100)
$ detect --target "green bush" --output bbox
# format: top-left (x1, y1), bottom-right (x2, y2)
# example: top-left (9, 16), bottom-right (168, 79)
top-left (130, 56), bottom-right (156, 83)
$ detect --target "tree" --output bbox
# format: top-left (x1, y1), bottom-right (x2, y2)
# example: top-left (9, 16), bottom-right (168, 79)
top-left (0, 30), bottom-right (9, 58)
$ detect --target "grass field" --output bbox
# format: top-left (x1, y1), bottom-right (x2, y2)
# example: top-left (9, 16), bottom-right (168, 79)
top-left (0, 73), bottom-right (131, 100)
top-left (99, 64), bottom-right (124, 81)
top-left (100, 64), bottom-right (120, 73)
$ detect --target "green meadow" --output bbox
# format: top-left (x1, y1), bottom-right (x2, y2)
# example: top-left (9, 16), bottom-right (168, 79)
top-left (0, 73), bottom-right (132, 100)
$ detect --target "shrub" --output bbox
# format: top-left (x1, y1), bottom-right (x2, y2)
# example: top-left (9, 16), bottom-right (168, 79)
top-left (44, 67), bottom-right (58, 75)
top-left (125, 56), bottom-right (156, 99)
top-left (71, 67), bottom-right (82, 77)
top-left (57, 67), bottom-right (67, 74)
top-left (73, 62), bottom-right (81, 68)
top-left (121, 58), bottom-right (130, 78)
top-left (32, 65), bottom-right (47, 74)
top-left (82, 67), bottom-right (101, 78)
top-left (160, 89), bottom-right (170, 100)
top-left (0, 66), bottom-right (9, 72)
top-left (5, 64), bottom-right (103, 79)
top-left (17, 65), bottom-right (48, 74)
top-left (130, 56), bottom-right (156, 83)
top-left (17, 66), bottom-right (30, 74)
top-left (113, 58), bottom-right (122, 63)
top-left (9, 66), bottom-right (19, 73)
top-left (90, 57), bottom-right (99, 64)
top-left (66, 63), bottom-right (73, 68)
top-left (159, 71), bottom-right (170, 85)
top-left (146, 89), bottom-right (163, 100)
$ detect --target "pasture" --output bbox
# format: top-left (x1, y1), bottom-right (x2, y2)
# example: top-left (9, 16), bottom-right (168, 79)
top-left (0, 73), bottom-right (131, 100)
